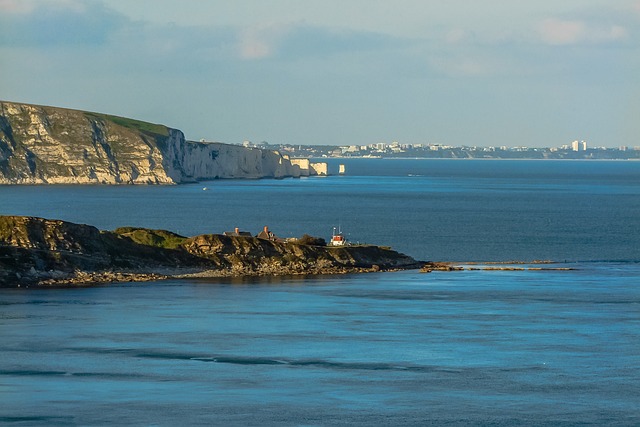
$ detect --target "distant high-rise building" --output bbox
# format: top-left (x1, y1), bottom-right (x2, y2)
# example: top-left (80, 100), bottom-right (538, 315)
top-left (572, 140), bottom-right (587, 151)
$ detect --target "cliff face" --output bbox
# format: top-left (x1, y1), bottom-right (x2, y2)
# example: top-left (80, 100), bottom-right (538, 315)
top-left (0, 102), bottom-right (175, 184)
top-left (162, 139), bottom-right (303, 181)
top-left (0, 216), bottom-right (423, 286)
top-left (0, 101), bottom-right (318, 184)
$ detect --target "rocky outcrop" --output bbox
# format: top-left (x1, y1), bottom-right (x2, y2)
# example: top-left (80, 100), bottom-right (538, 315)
top-left (0, 216), bottom-right (424, 287)
top-left (289, 158), bottom-right (328, 176)
top-left (0, 101), bottom-right (324, 184)
top-left (0, 216), bottom-right (206, 284)
top-left (180, 234), bottom-right (420, 276)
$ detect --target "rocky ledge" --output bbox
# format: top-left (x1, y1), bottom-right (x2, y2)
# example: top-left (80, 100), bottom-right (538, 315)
top-left (0, 216), bottom-right (426, 287)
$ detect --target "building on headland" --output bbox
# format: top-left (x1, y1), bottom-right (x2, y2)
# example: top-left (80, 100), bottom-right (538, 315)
top-left (257, 226), bottom-right (286, 242)
top-left (223, 227), bottom-right (252, 237)
top-left (329, 227), bottom-right (347, 246)
top-left (257, 226), bottom-right (274, 240)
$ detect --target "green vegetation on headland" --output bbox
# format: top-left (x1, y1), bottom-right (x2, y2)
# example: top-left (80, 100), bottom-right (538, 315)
top-left (0, 216), bottom-right (425, 287)
top-left (113, 227), bottom-right (187, 249)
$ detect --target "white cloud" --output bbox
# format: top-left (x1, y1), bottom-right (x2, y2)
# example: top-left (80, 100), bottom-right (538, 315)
top-left (445, 28), bottom-right (470, 44)
top-left (235, 22), bottom-right (398, 61)
top-left (0, 0), bottom-right (90, 14)
top-left (606, 25), bottom-right (629, 40)
top-left (429, 56), bottom-right (494, 77)
top-left (0, 0), bottom-right (125, 47)
top-left (537, 18), bottom-right (629, 45)
top-left (0, 0), bottom-right (35, 13)
top-left (237, 23), bottom-right (292, 60)
top-left (538, 19), bottom-right (587, 45)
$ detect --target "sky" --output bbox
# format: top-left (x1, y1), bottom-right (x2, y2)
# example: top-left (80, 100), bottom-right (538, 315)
top-left (1, 0), bottom-right (639, 147)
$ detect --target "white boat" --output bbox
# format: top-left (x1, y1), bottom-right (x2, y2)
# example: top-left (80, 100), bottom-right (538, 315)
top-left (338, 164), bottom-right (346, 175)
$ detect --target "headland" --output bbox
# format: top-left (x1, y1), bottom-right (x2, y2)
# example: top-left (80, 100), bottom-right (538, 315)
top-left (0, 215), bottom-right (426, 287)
top-left (0, 101), bottom-right (327, 184)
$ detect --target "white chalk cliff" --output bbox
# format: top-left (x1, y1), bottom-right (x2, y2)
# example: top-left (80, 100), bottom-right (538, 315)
top-left (0, 101), bottom-right (326, 184)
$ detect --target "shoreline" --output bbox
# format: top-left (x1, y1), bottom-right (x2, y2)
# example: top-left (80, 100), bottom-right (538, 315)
top-left (12, 259), bottom-right (640, 289)
top-left (9, 261), bottom-right (582, 289)
top-left (11, 264), bottom-right (428, 289)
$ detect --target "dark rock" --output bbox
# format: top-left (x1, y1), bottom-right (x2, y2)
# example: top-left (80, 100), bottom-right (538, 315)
top-left (420, 262), bottom-right (464, 272)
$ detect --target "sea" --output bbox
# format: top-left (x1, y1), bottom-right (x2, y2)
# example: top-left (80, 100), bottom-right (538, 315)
top-left (1, 159), bottom-right (639, 426)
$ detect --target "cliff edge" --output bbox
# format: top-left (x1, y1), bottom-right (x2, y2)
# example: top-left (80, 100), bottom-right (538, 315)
top-left (0, 216), bottom-right (424, 287)
top-left (0, 101), bottom-right (316, 184)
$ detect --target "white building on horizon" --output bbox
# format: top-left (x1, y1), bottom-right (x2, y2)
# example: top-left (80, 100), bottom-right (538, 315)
top-left (572, 140), bottom-right (587, 151)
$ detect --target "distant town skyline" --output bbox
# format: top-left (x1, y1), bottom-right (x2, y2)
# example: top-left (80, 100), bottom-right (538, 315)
top-left (1, 0), bottom-right (639, 148)
top-left (241, 139), bottom-right (640, 160)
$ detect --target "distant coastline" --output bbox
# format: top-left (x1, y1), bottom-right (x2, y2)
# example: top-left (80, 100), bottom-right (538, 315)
top-left (319, 156), bottom-right (640, 161)
top-left (268, 141), bottom-right (640, 161)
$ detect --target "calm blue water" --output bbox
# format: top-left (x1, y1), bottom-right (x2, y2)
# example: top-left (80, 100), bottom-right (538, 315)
top-left (2, 159), bottom-right (640, 262)
top-left (1, 160), bottom-right (640, 425)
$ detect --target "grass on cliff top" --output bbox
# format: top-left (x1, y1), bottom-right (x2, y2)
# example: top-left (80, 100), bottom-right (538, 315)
top-left (114, 227), bottom-right (187, 249)
top-left (85, 112), bottom-right (169, 137)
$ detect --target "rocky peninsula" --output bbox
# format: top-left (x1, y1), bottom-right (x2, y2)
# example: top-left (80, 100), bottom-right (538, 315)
top-left (0, 215), bottom-right (426, 287)
top-left (0, 101), bottom-right (327, 184)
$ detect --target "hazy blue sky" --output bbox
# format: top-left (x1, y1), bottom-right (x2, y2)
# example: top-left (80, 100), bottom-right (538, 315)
top-left (1, 0), bottom-right (638, 147)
